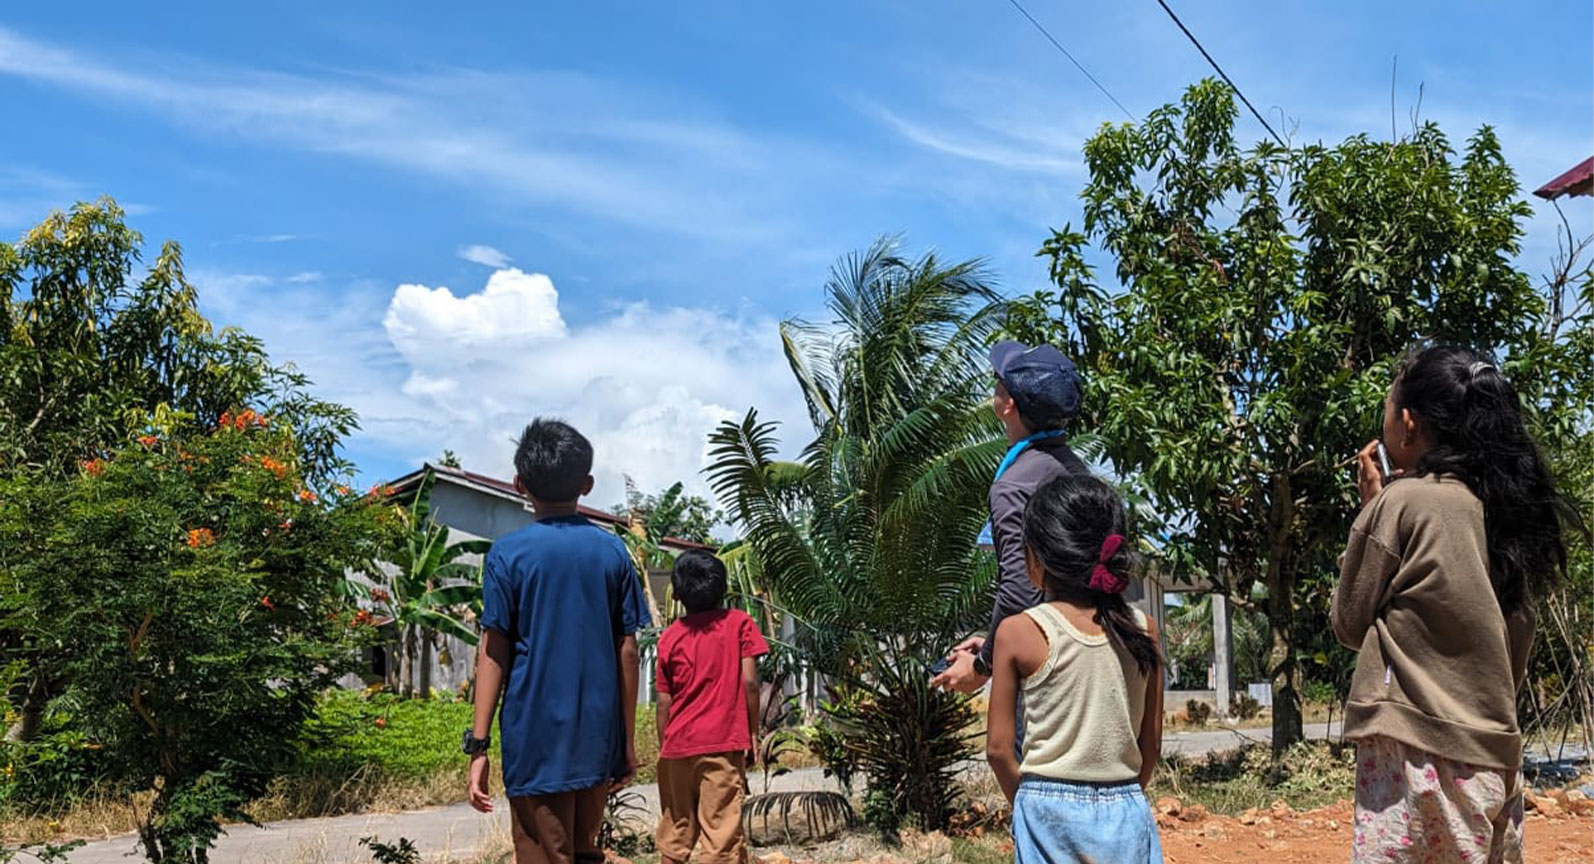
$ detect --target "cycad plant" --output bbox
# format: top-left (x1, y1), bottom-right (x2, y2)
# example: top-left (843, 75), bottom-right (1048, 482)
top-left (706, 238), bottom-right (1006, 831)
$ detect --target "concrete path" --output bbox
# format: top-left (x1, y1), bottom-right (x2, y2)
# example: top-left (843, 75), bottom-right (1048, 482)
top-left (59, 722), bottom-right (1342, 864)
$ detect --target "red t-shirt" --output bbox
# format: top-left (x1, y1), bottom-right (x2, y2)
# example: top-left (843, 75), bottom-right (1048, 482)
top-left (656, 608), bottom-right (769, 759)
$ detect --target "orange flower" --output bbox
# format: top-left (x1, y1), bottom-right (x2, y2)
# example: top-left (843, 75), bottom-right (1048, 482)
top-left (260, 595), bottom-right (275, 611)
top-left (81, 458), bottom-right (106, 476)
top-left (218, 411), bottom-right (233, 429)
top-left (370, 588), bottom-right (391, 604)
top-left (373, 716), bottom-right (387, 729)
top-left (278, 519), bottom-right (293, 532)
top-left (351, 609), bottom-right (376, 628)
top-left (336, 485), bottom-right (352, 496)
top-left (186, 528), bottom-right (216, 548)
top-left (298, 489), bottom-right (317, 504)
top-left (137, 435), bottom-right (158, 448)
top-left (259, 456), bottom-right (288, 479)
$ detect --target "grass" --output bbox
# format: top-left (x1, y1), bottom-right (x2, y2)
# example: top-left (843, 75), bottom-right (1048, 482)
top-left (1150, 740), bottom-right (1356, 815)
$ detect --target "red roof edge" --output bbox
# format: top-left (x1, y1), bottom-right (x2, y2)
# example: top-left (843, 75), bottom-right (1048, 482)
top-left (388, 463), bottom-right (715, 551)
top-left (1533, 156), bottom-right (1594, 200)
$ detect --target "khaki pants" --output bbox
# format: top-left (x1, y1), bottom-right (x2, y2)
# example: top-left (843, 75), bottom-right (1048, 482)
top-left (655, 752), bottom-right (748, 863)
top-left (508, 785), bottom-right (606, 864)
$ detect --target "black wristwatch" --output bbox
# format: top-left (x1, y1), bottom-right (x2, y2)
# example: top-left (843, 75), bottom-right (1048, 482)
top-left (972, 654), bottom-right (992, 678)
top-left (461, 730), bottom-right (491, 756)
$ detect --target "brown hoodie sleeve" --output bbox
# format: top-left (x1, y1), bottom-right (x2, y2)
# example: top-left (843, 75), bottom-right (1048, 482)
top-left (1332, 506), bottom-right (1401, 652)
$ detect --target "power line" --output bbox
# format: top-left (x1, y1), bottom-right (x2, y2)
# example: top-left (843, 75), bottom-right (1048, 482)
top-left (1153, 0), bottom-right (1286, 147)
top-left (1003, 0), bottom-right (1137, 122)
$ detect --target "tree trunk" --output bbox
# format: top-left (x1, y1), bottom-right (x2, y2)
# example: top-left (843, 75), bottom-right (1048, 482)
top-left (399, 625), bottom-right (416, 699)
top-left (5, 667), bottom-right (47, 743)
top-left (419, 632), bottom-right (434, 700)
top-left (1265, 471), bottom-right (1303, 757)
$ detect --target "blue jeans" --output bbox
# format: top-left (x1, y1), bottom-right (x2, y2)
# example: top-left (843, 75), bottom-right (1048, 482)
top-left (1012, 776), bottom-right (1163, 864)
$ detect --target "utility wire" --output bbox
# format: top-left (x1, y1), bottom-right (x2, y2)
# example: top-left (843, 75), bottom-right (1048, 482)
top-left (1003, 0), bottom-right (1137, 122)
top-left (1153, 0), bottom-right (1286, 146)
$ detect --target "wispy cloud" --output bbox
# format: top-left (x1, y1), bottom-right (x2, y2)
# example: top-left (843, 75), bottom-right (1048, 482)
top-left (0, 27), bottom-right (819, 246)
top-left (286, 271), bottom-right (322, 284)
top-left (457, 244), bottom-right (511, 268)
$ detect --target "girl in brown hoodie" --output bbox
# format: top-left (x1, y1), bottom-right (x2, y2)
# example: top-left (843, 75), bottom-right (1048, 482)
top-left (1334, 345), bottom-right (1575, 863)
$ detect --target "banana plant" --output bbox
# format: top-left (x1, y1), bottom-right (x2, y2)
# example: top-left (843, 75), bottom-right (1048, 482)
top-left (370, 468), bottom-right (490, 698)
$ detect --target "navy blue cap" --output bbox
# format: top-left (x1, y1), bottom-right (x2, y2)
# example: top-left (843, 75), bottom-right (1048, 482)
top-left (989, 341), bottom-right (1083, 428)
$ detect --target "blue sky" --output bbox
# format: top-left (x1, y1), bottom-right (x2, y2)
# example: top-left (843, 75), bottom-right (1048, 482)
top-left (2, 1), bottom-right (1589, 505)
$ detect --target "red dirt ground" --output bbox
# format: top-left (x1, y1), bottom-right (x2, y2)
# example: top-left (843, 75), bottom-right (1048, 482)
top-left (1156, 799), bottom-right (1592, 864)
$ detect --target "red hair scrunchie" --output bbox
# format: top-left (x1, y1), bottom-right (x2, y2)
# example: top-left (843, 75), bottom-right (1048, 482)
top-left (1089, 533), bottom-right (1128, 594)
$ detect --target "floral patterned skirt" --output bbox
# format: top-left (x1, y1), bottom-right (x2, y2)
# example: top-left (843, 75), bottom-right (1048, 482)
top-left (1353, 735), bottom-right (1524, 863)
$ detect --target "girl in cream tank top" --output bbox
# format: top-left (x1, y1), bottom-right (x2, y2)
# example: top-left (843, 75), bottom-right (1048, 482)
top-left (984, 474), bottom-right (1165, 863)
top-left (1019, 602), bottom-right (1150, 782)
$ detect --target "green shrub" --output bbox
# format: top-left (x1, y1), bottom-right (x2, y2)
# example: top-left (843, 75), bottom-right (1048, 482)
top-left (1185, 698), bottom-right (1211, 726)
top-left (0, 713), bottom-right (113, 809)
top-left (1230, 693), bottom-right (1261, 720)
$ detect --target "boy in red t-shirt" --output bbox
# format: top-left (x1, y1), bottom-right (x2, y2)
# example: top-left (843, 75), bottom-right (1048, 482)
top-left (654, 549), bottom-right (769, 864)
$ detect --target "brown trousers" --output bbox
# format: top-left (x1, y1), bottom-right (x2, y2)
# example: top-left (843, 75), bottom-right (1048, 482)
top-left (655, 752), bottom-right (748, 864)
top-left (507, 785), bottom-right (606, 864)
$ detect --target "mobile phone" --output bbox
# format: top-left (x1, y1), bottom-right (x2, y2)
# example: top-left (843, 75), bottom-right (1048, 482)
top-left (1375, 441), bottom-right (1393, 480)
top-left (929, 657), bottom-right (952, 676)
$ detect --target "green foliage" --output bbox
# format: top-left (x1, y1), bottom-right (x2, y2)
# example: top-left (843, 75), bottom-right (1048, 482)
top-left (1184, 699), bottom-right (1211, 727)
top-left (0, 840), bottom-right (84, 864)
top-left (0, 420), bottom-right (387, 863)
top-left (824, 662), bottom-right (977, 835)
top-left (292, 691), bottom-right (488, 784)
top-left (614, 478), bottom-right (722, 546)
top-left (1009, 79), bottom-right (1584, 754)
top-left (370, 469), bottom-right (490, 699)
top-left (805, 719), bottom-right (858, 796)
top-left (0, 200), bottom-right (360, 754)
top-left (359, 836), bottom-right (420, 864)
top-left (707, 238), bottom-right (1001, 832)
top-left (0, 711), bottom-right (110, 807)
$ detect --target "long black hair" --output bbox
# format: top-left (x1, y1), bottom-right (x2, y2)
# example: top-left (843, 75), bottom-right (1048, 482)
top-left (1393, 345), bottom-right (1570, 615)
top-left (1023, 474), bottom-right (1160, 674)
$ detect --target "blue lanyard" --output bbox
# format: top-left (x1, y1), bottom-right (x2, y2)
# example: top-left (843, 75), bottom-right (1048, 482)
top-left (994, 429), bottom-right (1067, 480)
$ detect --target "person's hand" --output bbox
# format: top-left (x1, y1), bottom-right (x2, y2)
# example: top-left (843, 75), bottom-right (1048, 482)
top-left (950, 636), bottom-right (985, 656)
top-left (930, 650), bottom-right (988, 694)
top-left (468, 754), bottom-right (493, 813)
top-left (610, 746), bottom-right (638, 791)
top-left (1355, 440), bottom-right (1394, 506)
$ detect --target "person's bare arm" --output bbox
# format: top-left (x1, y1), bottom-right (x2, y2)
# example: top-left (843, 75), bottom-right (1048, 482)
top-left (655, 690), bottom-right (672, 747)
top-left (985, 613), bottom-right (1047, 804)
top-left (614, 634), bottom-right (640, 789)
top-left (742, 656), bottom-right (761, 764)
top-left (1137, 617), bottom-right (1165, 789)
top-left (468, 628), bottom-right (512, 812)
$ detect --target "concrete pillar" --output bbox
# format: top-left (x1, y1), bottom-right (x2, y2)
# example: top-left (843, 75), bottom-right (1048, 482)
top-left (640, 643), bottom-right (654, 705)
top-left (1212, 592), bottom-right (1234, 719)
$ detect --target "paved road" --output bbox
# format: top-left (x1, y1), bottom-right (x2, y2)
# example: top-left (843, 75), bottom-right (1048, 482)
top-left (60, 722), bottom-right (1344, 864)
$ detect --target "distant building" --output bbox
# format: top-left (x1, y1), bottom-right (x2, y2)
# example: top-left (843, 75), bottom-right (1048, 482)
top-left (355, 463), bottom-right (709, 694)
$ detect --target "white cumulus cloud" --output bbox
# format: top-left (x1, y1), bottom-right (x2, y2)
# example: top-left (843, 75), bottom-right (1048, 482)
top-left (376, 266), bottom-right (804, 506)
top-left (457, 244), bottom-right (512, 268)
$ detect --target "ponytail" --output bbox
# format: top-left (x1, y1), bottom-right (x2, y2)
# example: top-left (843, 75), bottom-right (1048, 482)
top-left (1023, 475), bottom-right (1161, 675)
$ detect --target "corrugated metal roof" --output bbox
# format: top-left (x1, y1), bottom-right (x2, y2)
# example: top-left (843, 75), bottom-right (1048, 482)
top-left (387, 463), bottom-right (715, 551)
top-left (1533, 156), bottom-right (1594, 200)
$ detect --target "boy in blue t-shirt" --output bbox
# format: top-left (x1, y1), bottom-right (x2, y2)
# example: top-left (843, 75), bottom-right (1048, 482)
top-left (465, 419), bottom-right (649, 864)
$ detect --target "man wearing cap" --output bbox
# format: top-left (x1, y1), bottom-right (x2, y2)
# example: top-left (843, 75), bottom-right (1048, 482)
top-left (931, 341), bottom-right (1089, 697)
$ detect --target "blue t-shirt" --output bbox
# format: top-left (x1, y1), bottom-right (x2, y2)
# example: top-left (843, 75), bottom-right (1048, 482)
top-left (480, 514), bottom-right (649, 796)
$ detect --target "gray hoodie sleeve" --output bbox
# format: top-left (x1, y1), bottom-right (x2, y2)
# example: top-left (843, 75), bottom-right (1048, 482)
top-left (979, 480), bottom-right (1044, 668)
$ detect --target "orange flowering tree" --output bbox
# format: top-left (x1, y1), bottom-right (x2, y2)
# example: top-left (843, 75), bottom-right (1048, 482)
top-left (0, 417), bottom-right (393, 863)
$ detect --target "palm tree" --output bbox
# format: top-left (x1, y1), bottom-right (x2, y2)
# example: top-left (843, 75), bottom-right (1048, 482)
top-left (706, 237), bottom-right (1007, 831)
top-left (373, 469), bottom-right (491, 698)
